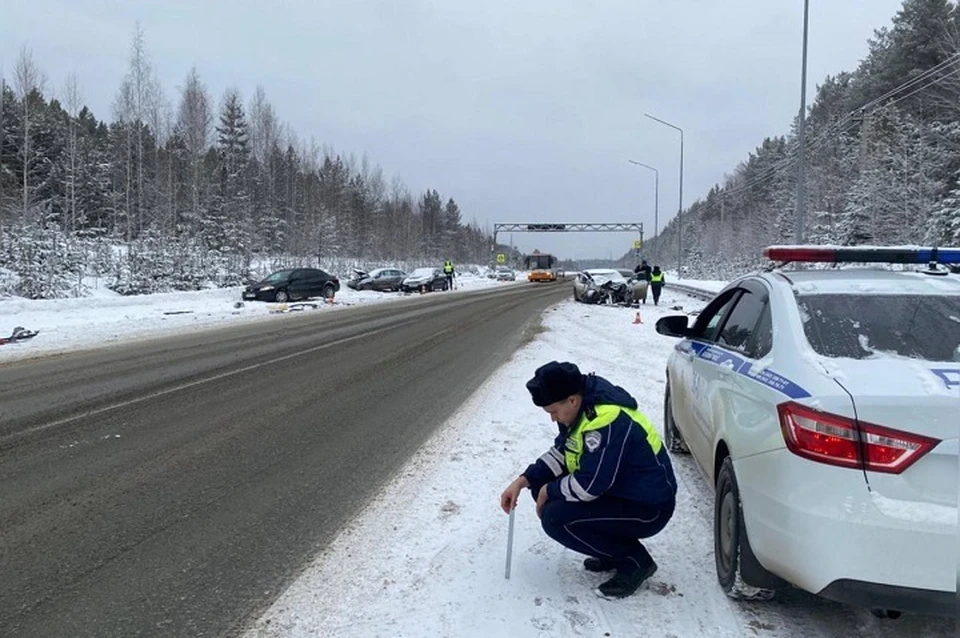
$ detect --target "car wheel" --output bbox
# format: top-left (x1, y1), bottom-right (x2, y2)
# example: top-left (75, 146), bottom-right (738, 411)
top-left (715, 457), bottom-right (776, 601)
top-left (663, 387), bottom-right (689, 454)
top-left (274, 289), bottom-right (289, 303)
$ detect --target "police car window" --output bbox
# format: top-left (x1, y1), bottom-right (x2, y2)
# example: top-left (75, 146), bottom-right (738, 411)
top-left (694, 292), bottom-right (740, 342)
top-left (717, 290), bottom-right (766, 355)
top-left (745, 302), bottom-right (773, 359)
top-left (797, 293), bottom-right (960, 361)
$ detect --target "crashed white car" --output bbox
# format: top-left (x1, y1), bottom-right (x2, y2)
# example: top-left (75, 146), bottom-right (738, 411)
top-left (655, 246), bottom-right (958, 618)
top-left (572, 269), bottom-right (647, 304)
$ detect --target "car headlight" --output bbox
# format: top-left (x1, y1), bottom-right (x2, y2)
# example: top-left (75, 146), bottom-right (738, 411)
top-left (259, 285), bottom-right (274, 292)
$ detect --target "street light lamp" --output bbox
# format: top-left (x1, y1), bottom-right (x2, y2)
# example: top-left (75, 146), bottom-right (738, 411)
top-left (627, 160), bottom-right (659, 265)
top-left (795, 0), bottom-right (810, 243)
top-left (644, 113), bottom-right (684, 279)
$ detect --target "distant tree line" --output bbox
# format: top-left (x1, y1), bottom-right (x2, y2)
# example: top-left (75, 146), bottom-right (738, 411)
top-left (638, 0), bottom-right (960, 279)
top-left (0, 25), bottom-right (493, 298)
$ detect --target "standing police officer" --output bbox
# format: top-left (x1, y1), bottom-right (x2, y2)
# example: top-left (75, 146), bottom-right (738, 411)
top-left (500, 361), bottom-right (677, 598)
top-left (649, 266), bottom-right (665, 305)
top-left (443, 260), bottom-right (455, 290)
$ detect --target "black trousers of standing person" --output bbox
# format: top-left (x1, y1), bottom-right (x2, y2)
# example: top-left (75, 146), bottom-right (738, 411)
top-left (651, 283), bottom-right (663, 305)
top-left (539, 497), bottom-right (675, 572)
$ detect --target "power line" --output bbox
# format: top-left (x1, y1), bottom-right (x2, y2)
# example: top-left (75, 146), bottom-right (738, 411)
top-left (711, 56), bottom-right (960, 203)
top-left (882, 64), bottom-right (960, 111)
top-left (858, 53), bottom-right (960, 112)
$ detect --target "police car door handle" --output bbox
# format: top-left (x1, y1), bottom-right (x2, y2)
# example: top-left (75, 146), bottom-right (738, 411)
top-left (717, 361), bottom-right (736, 376)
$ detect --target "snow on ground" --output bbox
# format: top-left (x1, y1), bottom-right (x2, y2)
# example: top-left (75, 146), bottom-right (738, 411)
top-left (0, 273), bottom-right (509, 364)
top-left (244, 289), bottom-right (953, 638)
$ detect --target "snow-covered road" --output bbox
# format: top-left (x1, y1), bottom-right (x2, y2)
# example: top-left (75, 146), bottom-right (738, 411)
top-left (243, 289), bottom-right (954, 638)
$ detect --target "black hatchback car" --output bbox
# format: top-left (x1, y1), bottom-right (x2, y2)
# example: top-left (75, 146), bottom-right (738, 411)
top-left (243, 268), bottom-right (340, 303)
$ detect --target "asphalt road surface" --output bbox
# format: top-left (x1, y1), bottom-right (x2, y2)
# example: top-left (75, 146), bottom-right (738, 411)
top-left (0, 282), bottom-right (570, 637)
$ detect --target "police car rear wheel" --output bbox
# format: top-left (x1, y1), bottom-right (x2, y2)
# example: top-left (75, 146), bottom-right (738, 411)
top-left (663, 388), bottom-right (689, 454)
top-left (715, 458), bottom-right (775, 601)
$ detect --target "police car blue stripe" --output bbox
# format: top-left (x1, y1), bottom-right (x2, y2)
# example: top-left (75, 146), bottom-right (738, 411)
top-left (930, 368), bottom-right (960, 389)
top-left (688, 341), bottom-right (811, 399)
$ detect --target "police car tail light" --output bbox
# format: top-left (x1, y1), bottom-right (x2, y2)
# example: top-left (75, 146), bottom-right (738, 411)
top-left (778, 402), bottom-right (938, 474)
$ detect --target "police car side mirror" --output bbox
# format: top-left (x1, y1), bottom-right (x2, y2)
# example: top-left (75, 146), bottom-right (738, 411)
top-left (656, 315), bottom-right (690, 338)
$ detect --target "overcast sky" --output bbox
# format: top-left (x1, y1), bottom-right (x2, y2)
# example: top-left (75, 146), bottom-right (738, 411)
top-left (2, 0), bottom-right (906, 261)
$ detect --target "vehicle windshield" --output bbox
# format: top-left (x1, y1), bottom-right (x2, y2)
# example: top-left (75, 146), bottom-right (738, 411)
top-left (526, 254), bottom-right (555, 270)
top-left (797, 293), bottom-right (960, 362)
top-left (497, 267), bottom-right (511, 273)
top-left (585, 270), bottom-right (625, 285)
top-left (367, 268), bottom-right (386, 278)
top-left (410, 268), bottom-right (434, 277)
top-left (263, 270), bottom-right (295, 283)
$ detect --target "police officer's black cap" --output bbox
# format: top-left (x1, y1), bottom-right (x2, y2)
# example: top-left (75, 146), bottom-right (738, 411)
top-left (526, 361), bottom-right (583, 407)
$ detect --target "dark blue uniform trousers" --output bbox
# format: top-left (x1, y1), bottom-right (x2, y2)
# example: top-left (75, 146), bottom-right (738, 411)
top-left (539, 497), bottom-right (675, 572)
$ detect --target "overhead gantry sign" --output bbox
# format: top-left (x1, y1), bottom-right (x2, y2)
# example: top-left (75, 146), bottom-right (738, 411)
top-left (492, 222), bottom-right (644, 250)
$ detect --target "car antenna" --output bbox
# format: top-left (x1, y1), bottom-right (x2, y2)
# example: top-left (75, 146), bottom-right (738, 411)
top-left (920, 246), bottom-right (949, 277)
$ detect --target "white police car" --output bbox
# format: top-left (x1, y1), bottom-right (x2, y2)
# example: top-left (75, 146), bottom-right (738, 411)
top-left (656, 246), bottom-right (959, 618)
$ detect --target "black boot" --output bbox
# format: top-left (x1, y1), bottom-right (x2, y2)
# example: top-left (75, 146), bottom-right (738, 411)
top-left (597, 561), bottom-right (658, 598)
top-left (583, 557), bottom-right (617, 572)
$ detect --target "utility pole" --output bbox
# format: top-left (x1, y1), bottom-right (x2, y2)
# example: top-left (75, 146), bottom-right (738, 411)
top-left (795, 0), bottom-right (810, 244)
top-left (720, 192), bottom-right (725, 258)
top-left (859, 109), bottom-right (873, 240)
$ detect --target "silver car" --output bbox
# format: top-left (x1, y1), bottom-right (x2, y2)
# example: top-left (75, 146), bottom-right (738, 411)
top-left (573, 269), bottom-right (648, 304)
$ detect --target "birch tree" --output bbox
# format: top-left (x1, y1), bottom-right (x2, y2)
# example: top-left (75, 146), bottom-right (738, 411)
top-left (13, 46), bottom-right (46, 223)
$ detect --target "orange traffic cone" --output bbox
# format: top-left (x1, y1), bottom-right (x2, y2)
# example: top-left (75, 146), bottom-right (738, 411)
top-left (633, 312), bottom-right (643, 325)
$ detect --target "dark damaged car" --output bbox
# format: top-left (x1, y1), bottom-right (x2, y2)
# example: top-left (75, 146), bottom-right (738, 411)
top-left (243, 268), bottom-right (340, 303)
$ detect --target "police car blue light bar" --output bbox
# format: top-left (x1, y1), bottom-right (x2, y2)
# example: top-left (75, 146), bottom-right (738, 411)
top-left (763, 245), bottom-right (960, 265)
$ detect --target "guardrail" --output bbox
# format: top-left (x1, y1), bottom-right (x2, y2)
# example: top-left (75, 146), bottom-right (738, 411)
top-left (665, 282), bottom-right (717, 301)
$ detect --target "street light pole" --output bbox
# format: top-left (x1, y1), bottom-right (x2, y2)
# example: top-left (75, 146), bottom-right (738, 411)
top-left (644, 113), bottom-right (684, 278)
top-left (628, 160), bottom-right (659, 265)
top-left (795, 0), bottom-right (810, 244)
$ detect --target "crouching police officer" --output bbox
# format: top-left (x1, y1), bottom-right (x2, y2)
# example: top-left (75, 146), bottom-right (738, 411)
top-left (500, 361), bottom-right (677, 598)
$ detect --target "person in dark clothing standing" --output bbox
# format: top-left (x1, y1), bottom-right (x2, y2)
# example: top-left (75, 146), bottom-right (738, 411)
top-left (649, 266), bottom-right (664, 305)
top-left (500, 361), bottom-right (677, 599)
top-left (633, 259), bottom-right (652, 282)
